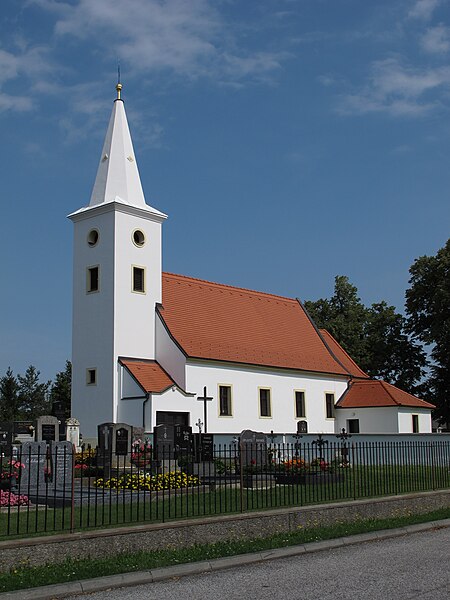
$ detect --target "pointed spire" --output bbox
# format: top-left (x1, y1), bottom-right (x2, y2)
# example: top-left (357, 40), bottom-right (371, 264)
top-left (89, 82), bottom-right (147, 208)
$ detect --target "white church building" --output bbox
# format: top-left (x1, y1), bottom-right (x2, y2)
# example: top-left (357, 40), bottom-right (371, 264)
top-left (69, 84), bottom-right (434, 441)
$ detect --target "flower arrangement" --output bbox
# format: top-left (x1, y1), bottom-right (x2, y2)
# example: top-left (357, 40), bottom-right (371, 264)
top-left (93, 471), bottom-right (199, 491)
top-left (131, 439), bottom-right (152, 464)
top-left (282, 458), bottom-right (309, 473)
top-left (0, 459), bottom-right (25, 486)
top-left (0, 489), bottom-right (29, 507)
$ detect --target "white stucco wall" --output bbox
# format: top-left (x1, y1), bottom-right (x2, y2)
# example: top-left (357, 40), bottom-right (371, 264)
top-left (181, 360), bottom-right (349, 434)
top-left (335, 407), bottom-right (400, 433)
top-left (71, 203), bottom-right (164, 439)
top-left (71, 208), bottom-right (116, 436)
top-left (335, 407), bottom-right (432, 434)
top-left (398, 408), bottom-right (432, 433)
top-left (155, 314), bottom-right (186, 390)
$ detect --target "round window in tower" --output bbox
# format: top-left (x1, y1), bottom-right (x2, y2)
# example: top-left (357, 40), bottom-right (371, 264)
top-left (87, 229), bottom-right (99, 247)
top-left (133, 229), bottom-right (146, 247)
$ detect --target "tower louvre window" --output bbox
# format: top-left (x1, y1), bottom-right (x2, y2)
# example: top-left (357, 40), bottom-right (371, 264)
top-left (87, 266), bottom-right (99, 293)
top-left (133, 266), bottom-right (145, 293)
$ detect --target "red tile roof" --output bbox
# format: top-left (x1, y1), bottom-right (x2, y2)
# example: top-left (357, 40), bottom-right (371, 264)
top-left (319, 330), bottom-right (368, 379)
top-left (120, 359), bottom-right (175, 393)
top-left (337, 379), bottom-right (435, 409)
top-left (159, 273), bottom-right (350, 376)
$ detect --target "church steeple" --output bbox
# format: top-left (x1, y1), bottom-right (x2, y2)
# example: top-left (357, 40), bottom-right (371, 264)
top-left (89, 83), bottom-right (147, 209)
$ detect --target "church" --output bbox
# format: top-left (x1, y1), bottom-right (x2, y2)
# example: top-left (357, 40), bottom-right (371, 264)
top-left (69, 84), bottom-right (434, 442)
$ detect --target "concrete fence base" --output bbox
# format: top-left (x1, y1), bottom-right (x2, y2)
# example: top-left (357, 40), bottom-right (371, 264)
top-left (0, 490), bottom-right (449, 573)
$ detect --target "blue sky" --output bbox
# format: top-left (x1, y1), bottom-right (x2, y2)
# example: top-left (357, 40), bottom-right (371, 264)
top-left (0, 0), bottom-right (449, 384)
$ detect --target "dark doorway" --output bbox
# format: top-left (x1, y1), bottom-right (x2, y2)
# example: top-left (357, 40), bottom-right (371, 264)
top-left (156, 411), bottom-right (190, 428)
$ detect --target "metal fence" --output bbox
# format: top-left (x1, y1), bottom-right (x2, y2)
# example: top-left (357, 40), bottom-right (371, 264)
top-left (1, 439), bottom-right (449, 539)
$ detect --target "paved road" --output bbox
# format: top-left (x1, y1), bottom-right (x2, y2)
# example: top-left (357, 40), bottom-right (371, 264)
top-left (73, 527), bottom-right (449, 600)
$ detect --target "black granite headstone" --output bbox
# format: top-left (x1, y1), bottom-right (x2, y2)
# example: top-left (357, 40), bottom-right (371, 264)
top-left (193, 433), bottom-right (214, 462)
top-left (175, 425), bottom-right (192, 452)
top-left (115, 427), bottom-right (129, 456)
top-left (41, 424), bottom-right (57, 442)
top-left (153, 424), bottom-right (175, 459)
top-left (297, 420), bottom-right (308, 434)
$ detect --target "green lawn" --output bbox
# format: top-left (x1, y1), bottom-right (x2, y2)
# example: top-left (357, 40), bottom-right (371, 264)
top-left (1, 465), bottom-right (448, 540)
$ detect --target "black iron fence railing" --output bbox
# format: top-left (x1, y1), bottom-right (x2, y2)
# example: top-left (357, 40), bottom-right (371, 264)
top-left (0, 440), bottom-right (449, 539)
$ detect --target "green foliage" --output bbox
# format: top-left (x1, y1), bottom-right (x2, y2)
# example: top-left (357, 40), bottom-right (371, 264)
top-left (406, 239), bottom-right (450, 427)
top-left (49, 361), bottom-right (71, 422)
top-left (0, 368), bottom-right (21, 422)
top-left (305, 276), bottom-right (427, 393)
top-left (17, 366), bottom-right (51, 421)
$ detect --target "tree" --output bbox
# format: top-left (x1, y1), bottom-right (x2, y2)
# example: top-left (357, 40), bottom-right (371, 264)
top-left (305, 276), bottom-right (427, 393)
top-left (304, 276), bottom-right (368, 367)
top-left (405, 239), bottom-right (450, 428)
top-left (0, 367), bottom-right (21, 421)
top-left (17, 366), bottom-right (51, 420)
top-left (365, 302), bottom-right (426, 392)
top-left (50, 361), bottom-right (72, 421)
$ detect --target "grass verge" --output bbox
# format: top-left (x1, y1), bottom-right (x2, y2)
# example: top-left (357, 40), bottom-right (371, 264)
top-left (1, 507), bottom-right (449, 593)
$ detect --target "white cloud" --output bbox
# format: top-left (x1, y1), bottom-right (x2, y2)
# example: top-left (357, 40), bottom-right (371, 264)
top-left (0, 45), bottom-right (55, 113)
top-left (421, 24), bottom-right (450, 53)
top-left (408, 0), bottom-right (441, 21)
top-left (30, 0), bottom-right (285, 85)
top-left (338, 58), bottom-right (450, 117)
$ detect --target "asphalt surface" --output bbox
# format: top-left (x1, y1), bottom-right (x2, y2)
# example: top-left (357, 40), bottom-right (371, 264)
top-left (2, 520), bottom-right (449, 600)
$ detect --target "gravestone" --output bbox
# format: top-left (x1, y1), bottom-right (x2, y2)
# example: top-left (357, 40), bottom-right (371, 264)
top-left (19, 441), bottom-right (48, 491)
top-left (13, 421), bottom-right (35, 442)
top-left (52, 401), bottom-right (67, 441)
top-left (66, 417), bottom-right (81, 450)
top-left (240, 429), bottom-right (268, 468)
top-left (115, 427), bottom-right (129, 456)
top-left (297, 420), bottom-right (308, 434)
top-left (193, 433), bottom-right (214, 462)
top-left (36, 415), bottom-right (59, 443)
top-left (153, 424), bottom-right (175, 460)
top-left (175, 425), bottom-right (192, 453)
top-left (50, 441), bottom-right (73, 491)
top-left (0, 422), bottom-right (13, 456)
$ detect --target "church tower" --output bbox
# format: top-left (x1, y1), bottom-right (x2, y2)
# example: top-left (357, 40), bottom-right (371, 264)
top-left (68, 83), bottom-right (167, 439)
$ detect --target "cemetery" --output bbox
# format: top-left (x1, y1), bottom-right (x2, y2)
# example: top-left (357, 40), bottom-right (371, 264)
top-left (0, 414), bottom-right (449, 540)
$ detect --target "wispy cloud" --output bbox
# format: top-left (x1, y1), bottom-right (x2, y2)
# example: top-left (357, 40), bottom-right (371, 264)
top-left (31, 0), bottom-right (286, 85)
top-left (421, 24), bottom-right (450, 53)
top-left (0, 44), bottom-right (55, 113)
top-left (337, 58), bottom-right (450, 117)
top-left (408, 0), bottom-right (441, 21)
